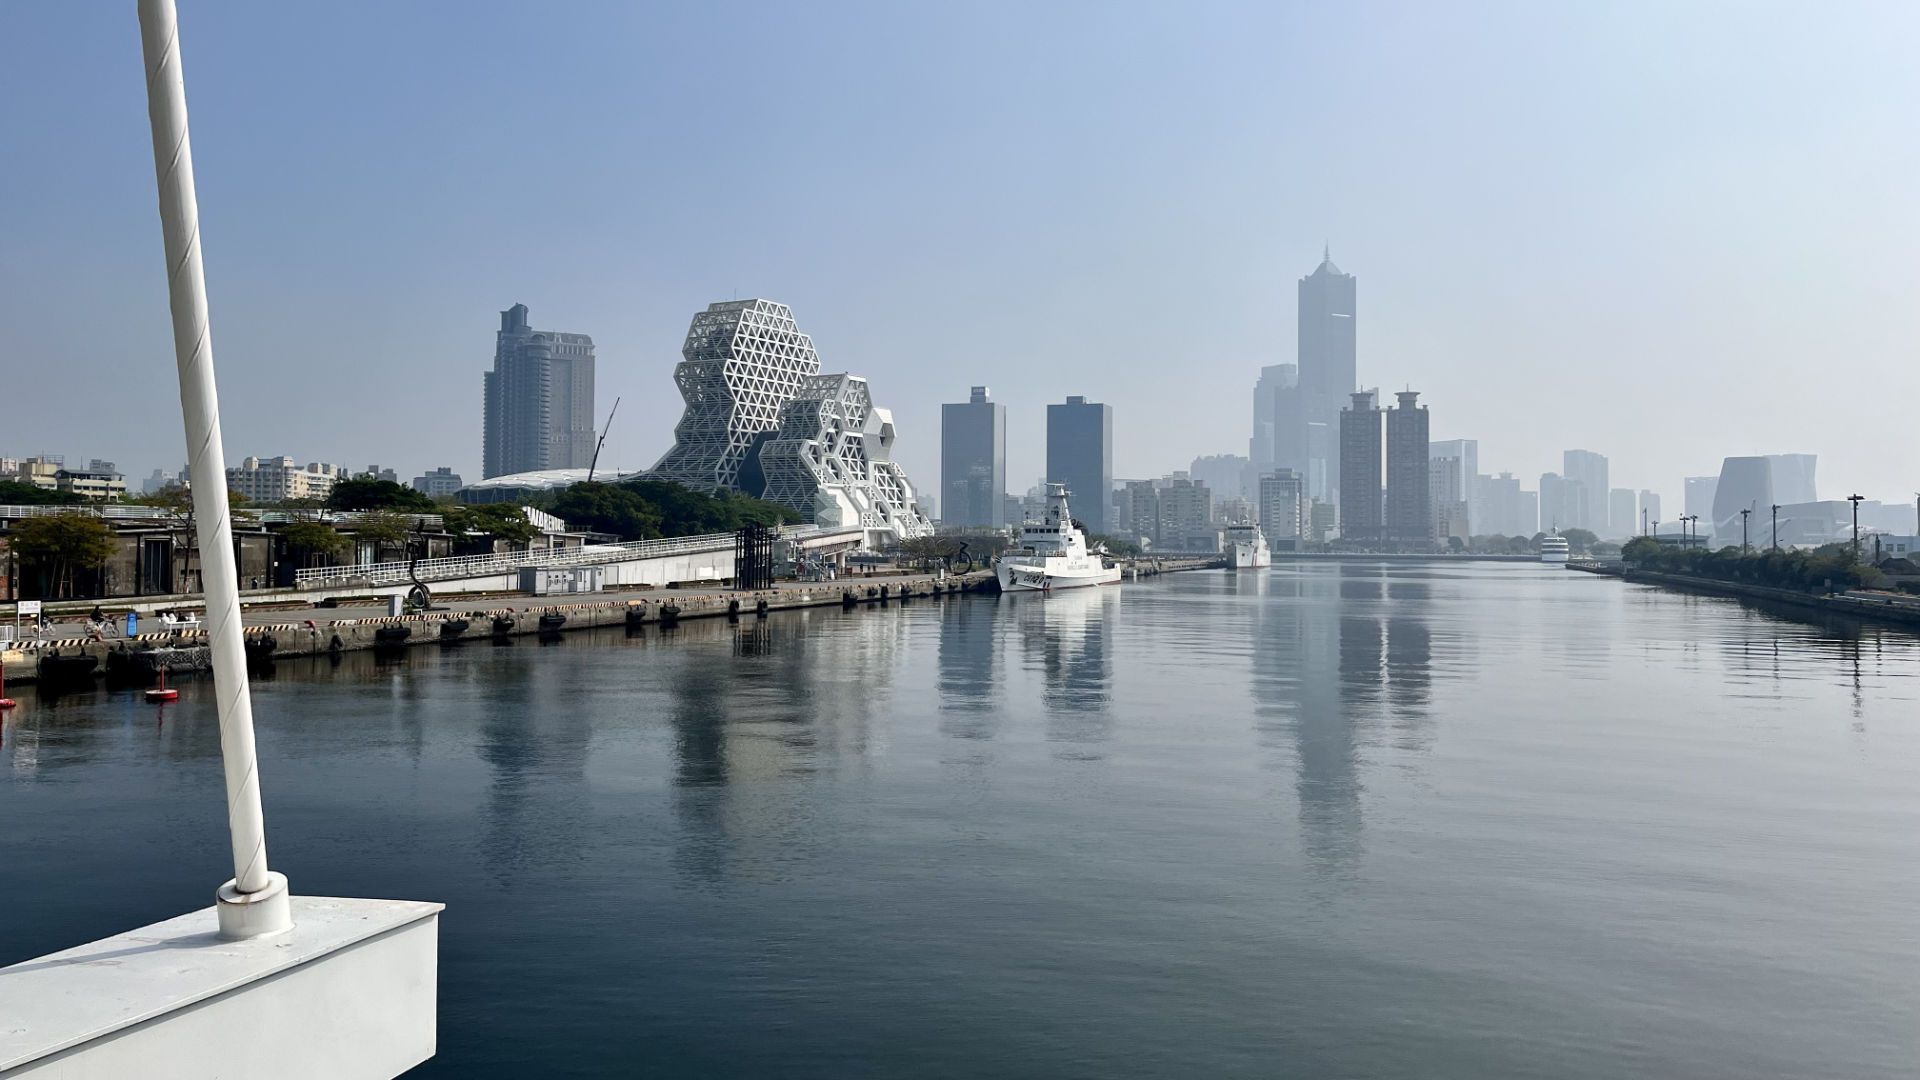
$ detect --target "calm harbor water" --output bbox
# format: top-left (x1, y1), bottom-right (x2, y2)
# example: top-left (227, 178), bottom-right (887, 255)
top-left (3, 563), bottom-right (1918, 1078)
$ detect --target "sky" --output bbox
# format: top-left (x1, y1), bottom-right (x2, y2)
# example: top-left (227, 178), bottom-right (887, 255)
top-left (3, 1), bottom-right (1917, 516)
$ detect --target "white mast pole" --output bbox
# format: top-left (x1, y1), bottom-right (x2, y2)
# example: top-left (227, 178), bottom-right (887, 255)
top-left (137, 0), bottom-right (290, 939)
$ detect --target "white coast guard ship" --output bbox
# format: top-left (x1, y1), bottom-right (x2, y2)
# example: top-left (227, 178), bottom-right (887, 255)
top-left (994, 484), bottom-right (1123, 592)
top-left (1224, 523), bottom-right (1271, 569)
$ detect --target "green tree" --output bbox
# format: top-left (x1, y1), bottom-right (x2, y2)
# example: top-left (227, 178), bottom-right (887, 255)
top-left (130, 483), bottom-right (194, 518)
top-left (0, 480), bottom-right (83, 506)
top-left (549, 483), bottom-right (663, 541)
top-left (1620, 535), bottom-right (1662, 564)
top-left (1446, 535), bottom-right (1466, 552)
top-left (1088, 533), bottom-right (1142, 557)
top-left (444, 504), bottom-right (541, 550)
top-left (351, 510), bottom-right (415, 559)
top-left (10, 512), bottom-right (116, 598)
top-left (280, 520), bottom-right (349, 568)
top-left (1559, 527), bottom-right (1599, 553)
top-left (327, 477), bottom-right (436, 512)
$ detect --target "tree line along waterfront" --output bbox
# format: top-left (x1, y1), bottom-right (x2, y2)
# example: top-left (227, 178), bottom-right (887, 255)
top-left (0, 475), bottom-right (800, 601)
top-left (1619, 535), bottom-right (1892, 593)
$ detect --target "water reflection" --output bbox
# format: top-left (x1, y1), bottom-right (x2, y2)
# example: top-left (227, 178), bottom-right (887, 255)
top-left (1014, 588), bottom-right (1116, 758)
top-left (477, 655), bottom-right (591, 885)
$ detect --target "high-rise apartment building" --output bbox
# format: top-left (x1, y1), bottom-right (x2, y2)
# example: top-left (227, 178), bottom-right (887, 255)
top-left (1540, 472), bottom-right (1566, 532)
top-left (1294, 251), bottom-right (1357, 505)
top-left (482, 303), bottom-right (596, 479)
top-left (1562, 450), bottom-right (1608, 532)
top-left (1259, 469), bottom-right (1307, 550)
top-left (1517, 490), bottom-right (1539, 537)
top-left (1156, 474), bottom-right (1215, 551)
top-left (1639, 490), bottom-right (1662, 528)
top-left (940, 386), bottom-right (1007, 527)
top-left (1189, 453), bottom-right (1250, 506)
top-left (1249, 363), bottom-right (1297, 478)
top-left (1608, 488), bottom-right (1637, 538)
top-left (1684, 476), bottom-right (1718, 523)
top-left (1385, 391), bottom-right (1431, 547)
top-left (1046, 396), bottom-right (1113, 534)
top-left (1338, 391), bottom-right (1383, 544)
top-left (1475, 471), bottom-right (1526, 537)
top-left (1430, 456), bottom-right (1468, 544)
top-left (1430, 438), bottom-right (1478, 533)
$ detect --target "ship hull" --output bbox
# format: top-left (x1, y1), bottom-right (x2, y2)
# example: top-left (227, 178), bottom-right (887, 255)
top-left (996, 561), bottom-right (1122, 592)
top-left (1227, 542), bottom-right (1270, 569)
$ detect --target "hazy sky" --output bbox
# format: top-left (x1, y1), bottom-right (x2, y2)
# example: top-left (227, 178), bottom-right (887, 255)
top-left (4, 1), bottom-right (1917, 515)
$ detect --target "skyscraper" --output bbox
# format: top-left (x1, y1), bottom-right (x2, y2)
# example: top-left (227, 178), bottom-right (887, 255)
top-left (1385, 391), bottom-right (1431, 547)
top-left (1562, 450), bottom-right (1609, 532)
top-left (1684, 476), bottom-right (1718, 522)
top-left (1046, 396), bottom-right (1113, 533)
top-left (1639, 490), bottom-right (1662, 529)
top-left (1540, 472), bottom-right (1566, 532)
top-left (940, 386), bottom-right (1006, 527)
top-left (481, 303), bottom-right (596, 479)
top-left (1608, 488), bottom-right (1637, 538)
top-left (1249, 363), bottom-right (1296, 477)
top-left (1294, 250), bottom-right (1357, 505)
top-left (1189, 453), bottom-right (1250, 505)
top-left (1338, 391), bottom-right (1383, 544)
top-left (1430, 437), bottom-right (1478, 533)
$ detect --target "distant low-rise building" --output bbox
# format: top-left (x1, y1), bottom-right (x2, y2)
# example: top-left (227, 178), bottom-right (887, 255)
top-left (57, 460), bottom-right (127, 502)
top-left (411, 467), bottom-right (466, 499)
top-left (227, 456), bottom-right (349, 505)
top-left (1, 455), bottom-right (64, 492)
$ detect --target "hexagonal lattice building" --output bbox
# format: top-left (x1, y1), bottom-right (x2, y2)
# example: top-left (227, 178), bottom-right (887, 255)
top-left (759, 374), bottom-right (932, 543)
top-left (648, 300), bottom-right (821, 494)
top-left (649, 299), bottom-right (931, 543)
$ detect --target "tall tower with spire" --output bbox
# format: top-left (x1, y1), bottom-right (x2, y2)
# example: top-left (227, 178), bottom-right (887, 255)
top-left (1289, 248), bottom-right (1357, 504)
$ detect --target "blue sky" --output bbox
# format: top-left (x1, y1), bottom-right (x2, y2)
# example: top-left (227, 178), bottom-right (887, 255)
top-left (3, 1), bottom-right (1916, 513)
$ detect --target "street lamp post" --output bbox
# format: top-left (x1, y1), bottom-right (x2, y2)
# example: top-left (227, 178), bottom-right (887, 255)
top-left (1771, 503), bottom-right (1780, 552)
top-left (1740, 507), bottom-right (1751, 553)
top-left (1848, 493), bottom-right (1865, 561)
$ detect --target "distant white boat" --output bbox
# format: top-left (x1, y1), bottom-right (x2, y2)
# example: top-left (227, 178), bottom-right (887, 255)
top-left (1224, 523), bottom-right (1271, 569)
top-left (994, 484), bottom-right (1122, 592)
top-left (1540, 532), bottom-right (1570, 564)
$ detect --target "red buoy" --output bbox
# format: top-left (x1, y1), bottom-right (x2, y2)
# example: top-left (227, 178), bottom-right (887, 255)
top-left (145, 668), bottom-right (178, 704)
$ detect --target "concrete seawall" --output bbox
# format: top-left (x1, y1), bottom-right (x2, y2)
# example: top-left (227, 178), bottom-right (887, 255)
top-left (1573, 563), bottom-right (1920, 633)
top-left (3, 572), bottom-right (996, 685)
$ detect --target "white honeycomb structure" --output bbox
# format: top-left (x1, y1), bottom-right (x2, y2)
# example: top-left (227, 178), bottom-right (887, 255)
top-left (758, 373), bottom-right (932, 544)
top-left (649, 299), bottom-right (932, 545)
top-left (648, 299), bottom-right (820, 493)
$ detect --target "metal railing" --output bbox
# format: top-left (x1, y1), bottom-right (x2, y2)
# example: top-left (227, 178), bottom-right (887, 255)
top-left (0, 504), bottom-right (441, 528)
top-left (292, 531), bottom-right (740, 587)
top-left (289, 523), bottom-right (869, 589)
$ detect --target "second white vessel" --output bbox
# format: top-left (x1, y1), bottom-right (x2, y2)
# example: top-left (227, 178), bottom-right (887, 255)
top-left (995, 484), bottom-right (1123, 592)
top-left (1224, 523), bottom-right (1271, 569)
top-left (1540, 531), bottom-right (1570, 564)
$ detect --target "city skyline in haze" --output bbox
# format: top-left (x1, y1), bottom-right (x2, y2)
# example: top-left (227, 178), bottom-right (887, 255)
top-left (4, 2), bottom-right (1917, 515)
